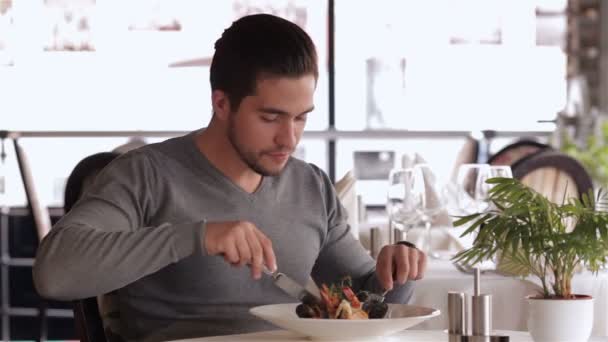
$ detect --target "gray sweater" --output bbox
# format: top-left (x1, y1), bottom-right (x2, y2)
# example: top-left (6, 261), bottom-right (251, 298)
top-left (33, 132), bottom-right (414, 341)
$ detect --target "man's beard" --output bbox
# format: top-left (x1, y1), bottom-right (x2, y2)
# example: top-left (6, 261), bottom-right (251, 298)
top-left (227, 119), bottom-right (286, 176)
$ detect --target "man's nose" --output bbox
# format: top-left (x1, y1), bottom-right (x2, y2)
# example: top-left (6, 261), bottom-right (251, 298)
top-left (275, 120), bottom-right (298, 149)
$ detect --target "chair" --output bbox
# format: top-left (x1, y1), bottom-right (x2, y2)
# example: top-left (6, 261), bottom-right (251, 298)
top-left (510, 150), bottom-right (593, 205)
top-left (63, 152), bottom-right (120, 342)
top-left (487, 139), bottom-right (551, 166)
top-left (495, 150), bottom-right (594, 276)
top-left (64, 152), bottom-right (120, 212)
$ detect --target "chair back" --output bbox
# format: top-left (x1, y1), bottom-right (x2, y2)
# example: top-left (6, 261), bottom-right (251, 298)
top-left (73, 298), bottom-right (107, 342)
top-left (495, 150), bottom-right (594, 275)
top-left (511, 150), bottom-right (593, 204)
top-left (488, 139), bottom-right (550, 166)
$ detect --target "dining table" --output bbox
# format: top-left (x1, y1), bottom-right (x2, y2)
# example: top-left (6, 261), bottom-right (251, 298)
top-left (357, 222), bottom-right (608, 336)
top-left (165, 233), bottom-right (608, 342)
top-left (405, 228), bottom-right (608, 337)
top-left (169, 329), bottom-right (608, 341)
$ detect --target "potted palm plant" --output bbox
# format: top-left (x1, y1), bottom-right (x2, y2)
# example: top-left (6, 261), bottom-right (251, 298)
top-left (453, 177), bottom-right (608, 342)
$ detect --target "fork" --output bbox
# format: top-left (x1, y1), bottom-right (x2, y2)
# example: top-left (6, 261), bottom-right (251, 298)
top-left (378, 289), bottom-right (389, 302)
top-left (367, 289), bottom-right (389, 303)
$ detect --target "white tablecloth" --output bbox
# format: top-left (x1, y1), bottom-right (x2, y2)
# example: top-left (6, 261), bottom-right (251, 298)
top-left (411, 258), bottom-right (608, 337)
top-left (171, 329), bottom-right (608, 341)
top-left (356, 223), bottom-right (608, 336)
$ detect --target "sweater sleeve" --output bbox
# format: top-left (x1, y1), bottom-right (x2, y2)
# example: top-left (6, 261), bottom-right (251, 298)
top-left (309, 166), bottom-right (414, 304)
top-left (33, 151), bottom-right (205, 301)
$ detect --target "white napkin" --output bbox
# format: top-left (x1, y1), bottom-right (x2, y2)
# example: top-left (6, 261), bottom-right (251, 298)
top-left (335, 171), bottom-right (359, 239)
top-left (411, 153), bottom-right (452, 227)
top-left (401, 153), bottom-right (414, 169)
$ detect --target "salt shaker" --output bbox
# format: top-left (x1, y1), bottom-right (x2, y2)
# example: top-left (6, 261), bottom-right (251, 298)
top-left (448, 291), bottom-right (466, 335)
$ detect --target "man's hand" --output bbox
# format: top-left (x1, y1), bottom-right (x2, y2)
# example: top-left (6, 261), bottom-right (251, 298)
top-left (204, 221), bottom-right (277, 280)
top-left (375, 244), bottom-right (426, 291)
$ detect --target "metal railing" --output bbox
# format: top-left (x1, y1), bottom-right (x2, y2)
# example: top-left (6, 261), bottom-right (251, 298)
top-left (0, 128), bottom-right (553, 140)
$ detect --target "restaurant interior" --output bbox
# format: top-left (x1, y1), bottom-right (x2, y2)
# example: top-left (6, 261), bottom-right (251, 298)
top-left (1, 0), bottom-right (607, 341)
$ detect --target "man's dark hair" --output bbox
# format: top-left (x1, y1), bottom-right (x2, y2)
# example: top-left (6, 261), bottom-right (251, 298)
top-left (210, 14), bottom-right (318, 111)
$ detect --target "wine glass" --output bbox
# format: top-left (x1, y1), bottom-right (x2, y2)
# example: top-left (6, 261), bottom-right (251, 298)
top-left (412, 164), bottom-right (444, 256)
top-left (458, 164), bottom-right (513, 269)
top-left (455, 163), bottom-right (491, 215)
top-left (489, 165), bottom-right (513, 179)
top-left (386, 168), bottom-right (420, 243)
top-left (476, 165), bottom-right (514, 208)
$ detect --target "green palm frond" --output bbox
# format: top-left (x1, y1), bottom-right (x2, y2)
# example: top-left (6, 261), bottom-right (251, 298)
top-left (495, 250), bottom-right (532, 277)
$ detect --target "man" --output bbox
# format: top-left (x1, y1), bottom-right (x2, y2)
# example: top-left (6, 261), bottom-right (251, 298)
top-left (33, 14), bottom-right (426, 342)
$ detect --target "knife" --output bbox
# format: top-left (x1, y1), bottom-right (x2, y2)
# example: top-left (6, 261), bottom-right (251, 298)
top-left (262, 266), bottom-right (321, 303)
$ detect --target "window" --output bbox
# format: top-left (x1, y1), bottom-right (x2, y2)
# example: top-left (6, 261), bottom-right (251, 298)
top-left (334, 0), bottom-right (566, 205)
top-left (0, 0), bottom-right (328, 206)
top-left (0, 1), bottom-right (568, 207)
top-left (335, 0), bottom-right (567, 131)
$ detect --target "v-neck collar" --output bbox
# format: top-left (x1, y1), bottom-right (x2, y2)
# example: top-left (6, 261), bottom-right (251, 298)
top-left (185, 131), bottom-right (270, 201)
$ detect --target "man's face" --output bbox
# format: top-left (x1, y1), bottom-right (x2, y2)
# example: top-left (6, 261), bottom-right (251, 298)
top-left (227, 74), bottom-right (316, 176)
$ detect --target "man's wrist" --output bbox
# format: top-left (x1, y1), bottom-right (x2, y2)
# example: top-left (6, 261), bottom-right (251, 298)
top-left (395, 240), bottom-right (417, 250)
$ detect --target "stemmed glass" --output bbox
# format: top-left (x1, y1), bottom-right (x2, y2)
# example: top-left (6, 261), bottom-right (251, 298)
top-left (386, 168), bottom-right (420, 243)
top-left (475, 165), bottom-right (514, 211)
top-left (488, 165), bottom-right (513, 179)
top-left (456, 164), bottom-right (513, 270)
top-left (453, 164), bottom-right (491, 267)
top-left (455, 164), bottom-right (491, 215)
top-left (412, 164), bottom-right (444, 256)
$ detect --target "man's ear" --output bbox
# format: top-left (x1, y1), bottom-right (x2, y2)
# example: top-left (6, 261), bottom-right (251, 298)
top-left (211, 90), bottom-right (231, 121)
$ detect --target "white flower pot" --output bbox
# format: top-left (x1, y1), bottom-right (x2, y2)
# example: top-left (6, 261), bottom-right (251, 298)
top-left (527, 295), bottom-right (593, 342)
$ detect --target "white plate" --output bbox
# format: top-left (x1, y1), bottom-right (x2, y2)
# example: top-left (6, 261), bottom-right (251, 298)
top-left (249, 303), bottom-right (440, 341)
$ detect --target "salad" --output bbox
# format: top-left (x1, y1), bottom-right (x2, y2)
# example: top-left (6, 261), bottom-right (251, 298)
top-left (295, 278), bottom-right (388, 319)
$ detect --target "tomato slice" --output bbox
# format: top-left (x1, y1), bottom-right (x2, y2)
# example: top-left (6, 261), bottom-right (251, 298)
top-left (342, 287), bottom-right (361, 309)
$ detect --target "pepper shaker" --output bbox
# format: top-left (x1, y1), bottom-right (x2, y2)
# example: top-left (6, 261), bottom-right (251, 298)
top-left (471, 268), bottom-right (492, 336)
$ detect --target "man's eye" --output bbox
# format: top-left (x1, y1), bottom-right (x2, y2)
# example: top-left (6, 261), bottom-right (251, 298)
top-left (261, 115), bottom-right (279, 122)
top-left (296, 114), bottom-right (308, 122)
